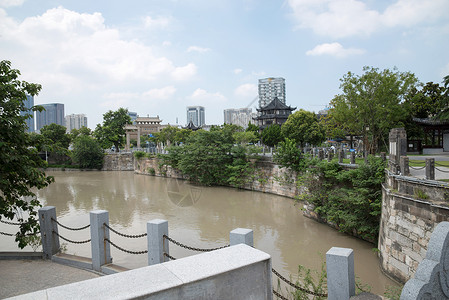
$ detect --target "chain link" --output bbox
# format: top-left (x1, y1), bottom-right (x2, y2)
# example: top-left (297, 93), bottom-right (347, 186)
top-left (435, 166), bottom-right (449, 173)
top-left (52, 230), bottom-right (91, 244)
top-left (104, 238), bottom-right (148, 255)
top-left (0, 219), bottom-right (28, 226)
top-left (273, 289), bottom-right (289, 300)
top-left (163, 252), bottom-right (177, 260)
top-left (435, 162), bottom-right (449, 167)
top-left (51, 218), bottom-right (90, 231)
top-left (409, 165), bottom-right (426, 170)
top-left (163, 235), bottom-right (230, 252)
top-left (104, 223), bottom-right (147, 238)
top-left (0, 231), bottom-right (15, 236)
top-left (272, 268), bottom-right (327, 298)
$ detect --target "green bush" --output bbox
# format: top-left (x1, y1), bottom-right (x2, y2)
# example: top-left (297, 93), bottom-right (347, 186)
top-left (133, 151), bottom-right (146, 159)
top-left (71, 135), bottom-right (104, 169)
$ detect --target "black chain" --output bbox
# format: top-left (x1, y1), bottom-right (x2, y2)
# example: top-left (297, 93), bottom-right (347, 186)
top-left (435, 167), bottom-right (449, 173)
top-left (163, 235), bottom-right (230, 252)
top-left (104, 238), bottom-right (148, 255)
top-left (163, 252), bottom-right (177, 260)
top-left (0, 231), bottom-right (15, 236)
top-left (435, 162), bottom-right (448, 167)
top-left (273, 289), bottom-right (289, 300)
top-left (409, 165), bottom-right (426, 170)
top-left (51, 218), bottom-right (90, 231)
top-left (0, 219), bottom-right (28, 226)
top-left (53, 230), bottom-right (91, 244)
top-left (104, 223), bottom-right (147, 238)
top-left (272, 268), bottom-right (327, 297)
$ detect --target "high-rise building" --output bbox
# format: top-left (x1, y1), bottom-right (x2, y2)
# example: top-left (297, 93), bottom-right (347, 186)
top-left (223, 108), bottom-right (254, 129)
top-left (65, 114), bottom-right (88, 132)
top-left (186, 106), bottom-right (205, 127)
top-left (128, 111), bottom-right (138, 124)
top-left (20, 94), bottom-right (35, 133)
top-left (258, 77), bottom-right (286, 108)
top-left (36, 103), bottom-right (64, 132)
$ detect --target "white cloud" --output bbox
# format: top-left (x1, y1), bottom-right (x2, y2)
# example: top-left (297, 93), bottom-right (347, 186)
top-left (306, 42), bottom-right (365, 58)
top-left (235, 83), bottom-right (257, 98)
top-left (143, 15), bottom-right (172, 30)
top-left (143, 86), bottom-right (176, 99)
top-left (287, 0), bottom-right (449, 39)
top-left (187, 46), bottom-right (211, 53)
top-left (188, 88), bottom-right (227, 105)
top-left (171, 63), bottom-right (197, 80)
top-left (233, 68), bottom-right (243, 74)
top-left (0, 0), bottom-right (24, 7)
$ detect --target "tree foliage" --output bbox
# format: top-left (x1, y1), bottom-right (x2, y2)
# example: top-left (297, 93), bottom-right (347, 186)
top-left (0, 60), bottom-right (54, 248)
top-left (274, 138), bottom-right (306, 173)
top-left (329, 66), bottom-right (418, 153)
top-left (261, 124), bottom-right (283, 147)
top-left (71, 135), bottom-right (104, 169)
top-left (281, 109), bottom-right (326, 148)
top-left (40, 123), bottom-right (71, 153)
top-left (94, 108), bottom-right (131, 151)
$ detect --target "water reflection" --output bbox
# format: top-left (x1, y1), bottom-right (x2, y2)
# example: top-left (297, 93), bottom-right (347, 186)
top-left (28, 171), bottom-right (397, 294)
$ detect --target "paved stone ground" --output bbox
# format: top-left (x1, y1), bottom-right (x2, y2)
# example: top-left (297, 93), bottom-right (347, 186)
top-left (0, 259), bottom-right (100, 299)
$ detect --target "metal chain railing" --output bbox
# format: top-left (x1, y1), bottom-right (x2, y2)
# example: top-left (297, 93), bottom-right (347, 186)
top-left (273, 289), bottom-right (289, 300)
top-left (435, 167), bottom-right (449, 173)
top-left (51, 218), bottom-right (90, 231)
top-left (53, 230), bottom-right (91, 244)
top-left (104, 223), bottom-right (147, 238)
top-left (409, 165), bottom-right (426, 170)
top-left (163, 252), bottom-right (177, 260)
top-left (163, 235), bottom-right (230, 252)
top-left (0, 231), bottom-right (15, 236)
top-left (0, 219), bottom-right (29, 226)
top-left (272, 267), bottom-right (327, 298)
top-left (104, 238), bottom-right (148, 255)
top-left (435, 162), bottom-right (449, 167)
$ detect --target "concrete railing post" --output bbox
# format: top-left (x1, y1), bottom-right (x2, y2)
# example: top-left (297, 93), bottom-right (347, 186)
top-left (90, 210), bottom-right (111, 272)
top-left (400, 156), bottom-right (410, 176)
top-left (364, 151), bottom-right (369, 163)
top-left (338, 149), bottom-right (344, 163)
top-left (38, 206), bottom-right (60, 259)
top-left (230, 228), bottom-right (253, 247)
top-left (350, 152), bottom-right (356, 164)
top-left (147, 219), bottom-right (169, 265)
top-left (327, 150), bottom-right (333, 162)
top-left (326, 247), bottom-right (355, 300)
top-left (318, 149), bottom-right (324, 160)
top-left (380, 152), bottom-right (386, 162)
top-left (426, 158), bottom-right (435, 180)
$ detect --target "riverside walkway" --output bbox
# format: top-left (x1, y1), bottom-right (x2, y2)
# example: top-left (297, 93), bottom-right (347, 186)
top-left (0, 258), bottom-right (100, 299)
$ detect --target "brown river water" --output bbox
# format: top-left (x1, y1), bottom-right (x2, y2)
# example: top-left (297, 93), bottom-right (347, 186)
top-left (0, 170), bottom-right (398, 294)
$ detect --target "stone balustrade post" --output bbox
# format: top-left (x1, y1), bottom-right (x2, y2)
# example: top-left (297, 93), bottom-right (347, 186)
top-left (326, 247), bottom-right (355, 300)
top-left (90, 210), bottom-right (112, 272)
top-left (426, 158), bottom-right (435, 180)
top-left (147, 219), bottom-right (169, 265)
top-left (338, 149), bottom-right (344, 163)
top-left (327, 150), bottom-right (333, 162)
top-left (350, 152), bottom-right (356, 164)
top-left (364, 151), bottom-right (369, 163)
top-left (230, 228), bottom-right (253, 247)
top-left (400, 156), bottom-right (410, 176)
top-left (38, 206), bottom-right (60, 259)
top-left (380, 152), bottom-right (386, 162)
top-left (318, 149), bottom-right (324, 160)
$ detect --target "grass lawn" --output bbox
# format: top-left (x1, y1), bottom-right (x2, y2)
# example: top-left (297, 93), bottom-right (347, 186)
top-left (409, 160), bottom-right (449, 167)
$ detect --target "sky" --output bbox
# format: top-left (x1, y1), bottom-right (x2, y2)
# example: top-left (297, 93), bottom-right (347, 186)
top-left (1, 0), bottom-right (449, 129)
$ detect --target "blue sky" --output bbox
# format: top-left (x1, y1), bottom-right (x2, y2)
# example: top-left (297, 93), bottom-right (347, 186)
top-left (1, 0), bottom-right (448, 129)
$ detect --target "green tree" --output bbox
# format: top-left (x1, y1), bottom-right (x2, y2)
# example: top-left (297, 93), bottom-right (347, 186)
top-left (71, 135), bottom-right (104, 169)
top-left (261, 124), bottom-right (283, 147)
top-left (246, 122), bottom-right (260, 140)
top-left (330, 66), bottom-right (418, 153)
top-left (40, 123), bottom-right (71, 152)
top-left (0, 60), bottom-right (54, 248)
top-left (233, 131), bottom-right (258, 145)
top-left (70, 126), bottom-right (92, 141)
top-left (158, 125), bottom-right (180, 145)
top-left (274, 138), bottom-right (305, 173)
top-left (94, 108), bottom-right (131, 151)
top-left (281, 109), bottom-right (326, 148)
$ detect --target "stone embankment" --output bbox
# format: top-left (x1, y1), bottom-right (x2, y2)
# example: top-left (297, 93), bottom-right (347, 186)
top-left (103, 153), bottom-right (134, 171)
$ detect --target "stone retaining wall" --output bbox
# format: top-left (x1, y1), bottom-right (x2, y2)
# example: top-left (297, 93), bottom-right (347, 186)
top-left (378, 171), bottom-right (449, 283)
top-left (103, 153), bottom-right (134, 171)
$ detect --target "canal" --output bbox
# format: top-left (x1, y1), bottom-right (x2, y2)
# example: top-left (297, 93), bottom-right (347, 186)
top-left (0, 170), bottom-right (397, 294)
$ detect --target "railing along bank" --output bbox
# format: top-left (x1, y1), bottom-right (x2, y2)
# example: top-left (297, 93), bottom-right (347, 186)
top-left (3, 206), bottom-right (361, 299)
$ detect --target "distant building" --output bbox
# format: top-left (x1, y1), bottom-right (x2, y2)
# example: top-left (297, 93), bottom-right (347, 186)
top-left (65, 114), bottom-right (88, 132)
top-left (128, 111), bottom-right (138, 124)
top-left (124, 116), bottom-right (163, 150)
top-left (186, 106), bottom-right (205, 127)
top-left (20, 94), bottom-right (35, 133)
top-left (36, 103), bottom-right (64, 132)
top-left (253, 97), bottom-right (295, 130)
top-left (258, 77), bottom-right (286, 108)
top-left (223, 108), bottom-right (255, 129)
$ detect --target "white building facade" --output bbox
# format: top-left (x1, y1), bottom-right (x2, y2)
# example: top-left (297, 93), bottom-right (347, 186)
top-left (186, 106), bottom-right (205, 127)
top-left (258, 77), bottom-right (286, 108)
top-left (65, 114), bottom-right (88, 132)
top-left (223, 108), bottom-right (255, 129)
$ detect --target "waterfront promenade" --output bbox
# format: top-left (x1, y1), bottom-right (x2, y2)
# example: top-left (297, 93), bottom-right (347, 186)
top-left (0, 259), bottom-right (100, 299)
